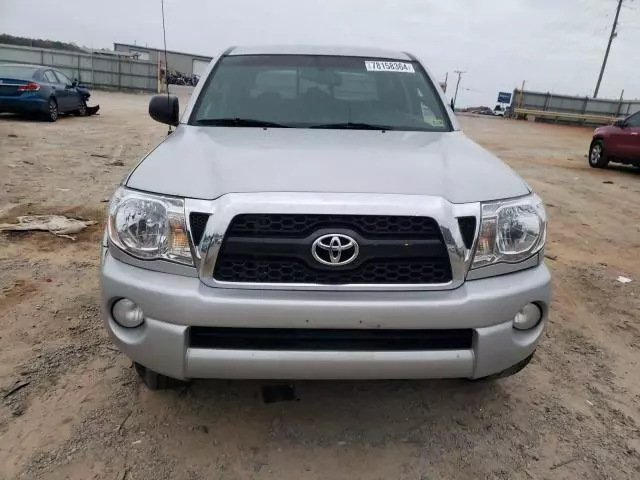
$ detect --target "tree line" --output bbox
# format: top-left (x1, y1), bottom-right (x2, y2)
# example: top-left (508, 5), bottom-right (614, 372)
top-left (0, 33), bottom-right (85, 53)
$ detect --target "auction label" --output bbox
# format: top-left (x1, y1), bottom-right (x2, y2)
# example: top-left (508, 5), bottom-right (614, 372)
top-left (365, 61), bottom-right (415, 73)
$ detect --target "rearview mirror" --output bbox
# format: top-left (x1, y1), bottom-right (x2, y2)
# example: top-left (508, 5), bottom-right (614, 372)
top-left (614, 119), bottom-right (626, 128)
top-left (299, 69), bottom-right (342, 86)
top-left (149, 94), bottom-right (179, 126)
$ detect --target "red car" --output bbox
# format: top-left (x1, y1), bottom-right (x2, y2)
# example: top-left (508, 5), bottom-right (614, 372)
top-left (589, 111), bottom-right (640, 168)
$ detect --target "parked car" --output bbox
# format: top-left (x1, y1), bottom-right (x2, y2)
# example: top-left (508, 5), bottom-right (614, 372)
top-left (589, 111), bottom-right (640, 168)
top-left (463, 106), bottom-right (494, 116)
top-left (476, 106), bottom-right (495, 116)
top-left (0, 63), bottom-right (90, 121)
top-left (493, 105), bottom-right (506, 117)
top-left (100, 45), bottom-right (550, 389)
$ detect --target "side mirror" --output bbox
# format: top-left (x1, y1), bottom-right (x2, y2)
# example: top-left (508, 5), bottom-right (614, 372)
top-left (72, 79), bottom-right (78, 88)
top-left (614, 119), bottom-right (626, 128)
top-left (149, 94), bottom-right (179, 126)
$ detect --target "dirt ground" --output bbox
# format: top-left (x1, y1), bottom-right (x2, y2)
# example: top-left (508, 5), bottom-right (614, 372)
top-left (0, 91), bottom-right (639, 480)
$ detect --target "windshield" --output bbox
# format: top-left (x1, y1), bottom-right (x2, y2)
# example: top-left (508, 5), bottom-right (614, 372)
top-left (190, 55), bottom-right (451, 131)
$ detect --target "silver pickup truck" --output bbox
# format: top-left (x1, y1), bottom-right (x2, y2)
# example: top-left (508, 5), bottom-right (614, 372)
top-left (100, 45), bottom-right (550, 389)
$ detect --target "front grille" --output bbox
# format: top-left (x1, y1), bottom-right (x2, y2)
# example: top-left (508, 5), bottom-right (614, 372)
top-left (214, 214), bottom-right (452, 285)
top-left (189, 327), bottom-right (474, 351)
top-left (215, 257), bottom-right (451, 284)
top-left (227, 213), bottom-right (440, 239)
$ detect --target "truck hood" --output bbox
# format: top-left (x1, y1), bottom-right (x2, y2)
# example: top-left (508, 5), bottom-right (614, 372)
top-left (127, 126), bottom-right (530, 204)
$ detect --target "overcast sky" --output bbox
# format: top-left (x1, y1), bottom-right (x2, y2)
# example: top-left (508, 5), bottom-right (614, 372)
top-left (1, 0), bottom-right (639, 106)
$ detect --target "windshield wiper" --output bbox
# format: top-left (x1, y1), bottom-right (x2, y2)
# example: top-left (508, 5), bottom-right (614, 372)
top-left (194, 118), bottom-right (291, 128)
top-left (308, 122), bottom-right (395, 131)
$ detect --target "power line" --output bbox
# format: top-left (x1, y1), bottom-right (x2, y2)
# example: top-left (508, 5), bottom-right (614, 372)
top-left (594, 0), bottom-right (624, 98)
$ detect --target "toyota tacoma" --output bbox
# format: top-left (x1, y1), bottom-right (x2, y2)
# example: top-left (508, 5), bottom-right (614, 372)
top-left (100, 46), bottom-right (550, 389)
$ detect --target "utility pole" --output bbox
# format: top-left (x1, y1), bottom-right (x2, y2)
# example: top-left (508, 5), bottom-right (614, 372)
top-left (452, 70), bottom-right (465, 110)
top-left (594, 0), bottom-right (623, 98)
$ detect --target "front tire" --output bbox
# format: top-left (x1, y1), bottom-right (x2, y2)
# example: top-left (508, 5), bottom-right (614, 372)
top-left (44, 98), bottom-right (58, 122)
top-left (74, 100), bottom-right (87, 117)
top-left (134, 362), bottom-right (183, 390)
top-left (589, 140), bottom-right (609, 168)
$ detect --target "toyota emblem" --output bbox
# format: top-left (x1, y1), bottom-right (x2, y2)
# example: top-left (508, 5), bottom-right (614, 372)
top-left (311, 234), bottom-right (359, 266)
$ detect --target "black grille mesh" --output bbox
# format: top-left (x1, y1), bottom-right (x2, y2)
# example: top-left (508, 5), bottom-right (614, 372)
top-left (227, 214), bottom-right (441, 239)
top-left (189, 213), bottom-right (209, 246)
top-left (215, 257), bottom-right (452, 284)
top-left (214, 214), bottom-right (452, 285)
top-left (457, 216), bottom-right (477, 249)
top-left (189, 327), bottom-right (474, 351)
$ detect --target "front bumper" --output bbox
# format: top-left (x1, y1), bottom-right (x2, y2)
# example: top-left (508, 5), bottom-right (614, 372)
top-left (100, 252), bottom-right (551, 380)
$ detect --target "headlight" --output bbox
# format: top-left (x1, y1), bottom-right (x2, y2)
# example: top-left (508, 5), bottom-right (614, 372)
top-left (107, 187), bottom-right (192, 265)
top-left (472, 195), bottom-right (546, 269)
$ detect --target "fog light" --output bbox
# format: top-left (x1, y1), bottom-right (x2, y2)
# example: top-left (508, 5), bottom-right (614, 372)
top-left (513, 303), bottom-right (542, 330)
top-left (112, 298), bottom-right (145, 328)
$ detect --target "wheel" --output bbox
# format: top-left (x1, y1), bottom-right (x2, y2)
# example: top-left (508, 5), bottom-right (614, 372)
top-left (469, 352), bottom-right (535, 382)
top-left (44, 98), bottom-right (58, 122)
top-left (74, 100), bottom-right (87, 117)
top-left (45, 98), bottom-right (58, 122)
top-left (588, 140), bottom-right (609, 168)
top-left (134, 362), bottom-right (183, 390)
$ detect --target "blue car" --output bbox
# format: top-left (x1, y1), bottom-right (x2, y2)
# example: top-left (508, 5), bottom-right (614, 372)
top-left (0, 63), bottom-right (91, 122)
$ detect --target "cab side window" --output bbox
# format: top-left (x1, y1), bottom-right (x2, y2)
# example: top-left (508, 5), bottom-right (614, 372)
top-left (43, 70), bottom-right (58, 84)
top-left (54, 71), bottom-right (72, 86)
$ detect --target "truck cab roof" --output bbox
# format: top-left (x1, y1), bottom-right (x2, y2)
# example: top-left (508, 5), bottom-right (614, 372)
top-left (227, 45), bottom-right (413, 60)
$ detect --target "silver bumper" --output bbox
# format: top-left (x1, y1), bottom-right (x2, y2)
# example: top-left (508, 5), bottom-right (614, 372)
top-left (100, 252), bottom-right (551, 380)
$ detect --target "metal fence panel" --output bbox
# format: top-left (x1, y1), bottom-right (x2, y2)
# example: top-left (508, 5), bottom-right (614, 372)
top-left (626, 103), bottom-right (640, 115)
top-left (52, 52), bottom-right (76, 68)
top-left (513, 88), bottom-right (640, 123)
top-left (0, 43), bottom-right (157, 92)
top-left (587, 100), bottom-right (617, 115)
top-left (555, 97), bottom-right (586, 112)
top-left (0, 46), bottom-right (41, 63)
